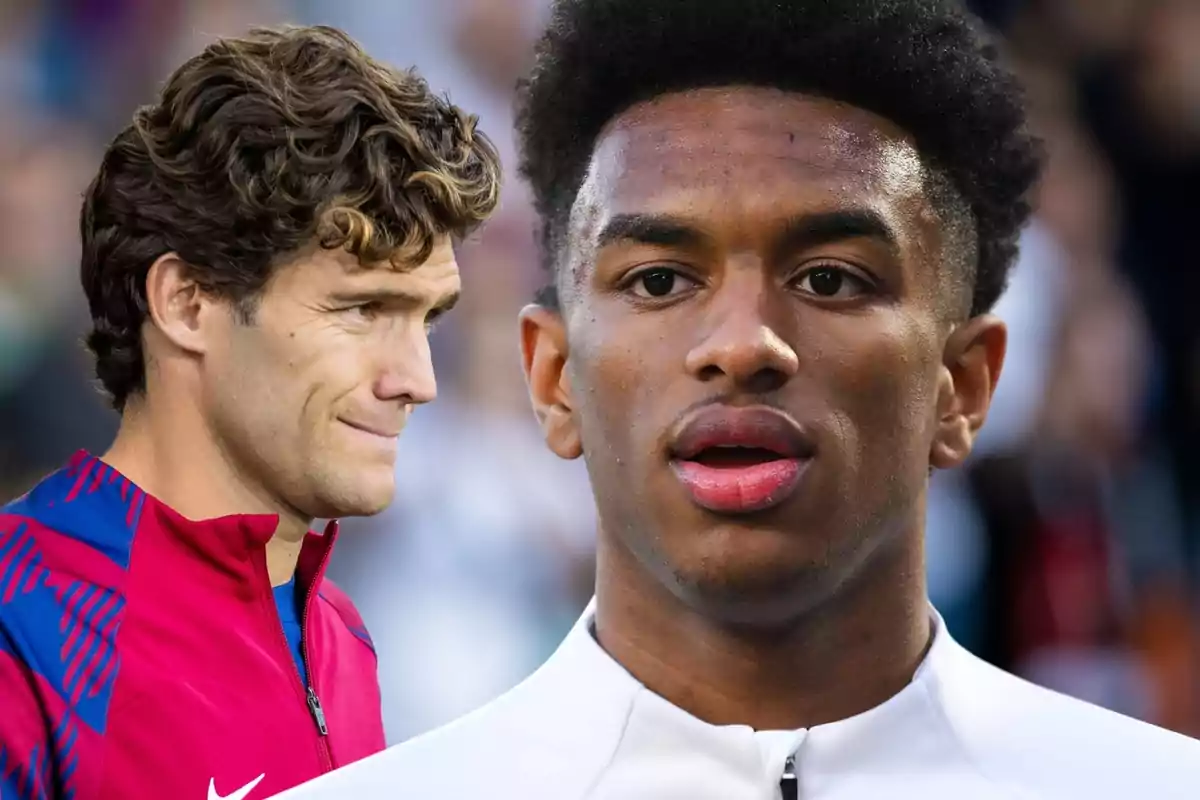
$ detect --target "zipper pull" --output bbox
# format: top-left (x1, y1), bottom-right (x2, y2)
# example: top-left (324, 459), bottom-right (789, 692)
top-left (780, 754), bottom-right (797, 800)
top-left (307, 686), bottom-right (329, 736)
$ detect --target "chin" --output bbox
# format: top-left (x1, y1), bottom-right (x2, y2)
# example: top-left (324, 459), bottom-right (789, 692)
top-left (659, 527), bottom-right (849, 628)
top-left (313, 469), bottom-right (397, 519)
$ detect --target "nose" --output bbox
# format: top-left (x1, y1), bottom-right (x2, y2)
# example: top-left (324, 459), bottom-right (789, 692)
top-left (374, 323), bottom-right (438, 406)
top-left (684, 275), bottom-right (799, 393)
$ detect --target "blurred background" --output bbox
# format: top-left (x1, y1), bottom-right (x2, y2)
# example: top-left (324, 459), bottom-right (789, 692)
top-left (1, 0), bottom-right (1199, 742)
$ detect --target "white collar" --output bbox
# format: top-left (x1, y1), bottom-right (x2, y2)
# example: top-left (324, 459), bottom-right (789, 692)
top-left (531, 599), bottom-right (973, 791)
top-left (275, 595), bottom-right (1200, 799)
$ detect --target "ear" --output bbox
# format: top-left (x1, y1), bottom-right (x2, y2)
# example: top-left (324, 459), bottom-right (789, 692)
top-left (519, 303), bottom-right (582, 460)
top-left (144, 252), bottom-right (221, 356)
top-left (930, 314), bottom-right (1007, 470)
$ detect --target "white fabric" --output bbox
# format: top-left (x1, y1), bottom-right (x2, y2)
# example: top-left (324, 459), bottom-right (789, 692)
top-left (273, 601), bottom-right (1200, 799)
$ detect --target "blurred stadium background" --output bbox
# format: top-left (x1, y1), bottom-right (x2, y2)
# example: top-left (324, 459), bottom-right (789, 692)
top-left (1, 0), bottom-right (1199, 742)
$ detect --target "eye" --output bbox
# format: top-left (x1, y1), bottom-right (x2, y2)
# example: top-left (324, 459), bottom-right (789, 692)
top-left (625, 266), bottom-right (697, 299)
top-left (793, 265), bottom-right (872, 300)
top-left (424, 308), bottom-right (445, 333)
top-left (348, 301), bottom-right (384, 320)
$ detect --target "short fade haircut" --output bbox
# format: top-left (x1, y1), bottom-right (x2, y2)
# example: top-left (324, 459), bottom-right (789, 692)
top-left (516, 0), bottom-right (1042, 316)
top-left (82, 25), bottom-right (502, 410)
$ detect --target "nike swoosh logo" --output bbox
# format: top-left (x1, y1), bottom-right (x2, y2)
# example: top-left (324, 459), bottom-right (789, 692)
top-left (208, 774), bottom-right (265, 800)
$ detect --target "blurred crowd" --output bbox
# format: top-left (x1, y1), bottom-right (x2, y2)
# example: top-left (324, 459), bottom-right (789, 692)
top-left (1, 0), bottom-right (1198, 741)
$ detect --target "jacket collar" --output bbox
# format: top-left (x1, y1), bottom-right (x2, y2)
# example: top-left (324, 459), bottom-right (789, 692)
top-left (63, 450), bottom-right (338, 587)
top-left (527, 599), bottom-right (973, 792)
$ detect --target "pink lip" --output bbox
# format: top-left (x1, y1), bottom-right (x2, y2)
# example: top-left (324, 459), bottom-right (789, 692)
top-left (671, 458), bottom-right (808, 514)
top-left (667, 405), bottom-right (814, 514)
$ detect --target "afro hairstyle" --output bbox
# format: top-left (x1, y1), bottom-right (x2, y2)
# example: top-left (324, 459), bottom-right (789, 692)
top-left (515, 0), bottom-right (1043, 315)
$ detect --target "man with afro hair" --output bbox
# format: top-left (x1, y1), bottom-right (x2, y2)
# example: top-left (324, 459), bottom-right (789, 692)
top-left (278, 1), bottom-right (1200, 798)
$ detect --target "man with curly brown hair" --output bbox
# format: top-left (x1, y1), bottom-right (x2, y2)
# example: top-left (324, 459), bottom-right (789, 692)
top-left (0, 25), bottom-right (501, 800)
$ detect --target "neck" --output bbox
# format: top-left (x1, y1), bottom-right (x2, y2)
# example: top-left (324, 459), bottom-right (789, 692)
top-left (594, 527), bottom-right (930, 731)
top-left (103, 395), bottom-right (311, 586)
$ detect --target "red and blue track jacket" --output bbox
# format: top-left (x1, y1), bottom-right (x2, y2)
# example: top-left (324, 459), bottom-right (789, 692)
top-left (0, 452), bottom-right (386, 799)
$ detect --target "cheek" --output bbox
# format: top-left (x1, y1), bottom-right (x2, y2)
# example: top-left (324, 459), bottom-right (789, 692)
top-left (827, 317), bottom-right (942, 460)
top-left (222, 324), bottom-right (359, 435)
top-left (569, 323), bottom-right (669, 459)
top-left (289, 334), bottom-right (376, 426)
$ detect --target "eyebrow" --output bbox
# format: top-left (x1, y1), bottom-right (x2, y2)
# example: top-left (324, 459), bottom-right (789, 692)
top-left (595, 209), bottom-right (901, 261)
top-left (333, 287), bottom-right (460, 313)
top-left (595, 213), bottom-right (712, 250)
top-left (771, 209), bottom-right (901, 262)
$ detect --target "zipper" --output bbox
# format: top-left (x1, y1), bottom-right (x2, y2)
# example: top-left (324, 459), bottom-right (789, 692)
top-left (270, 585), bottom-right (333, 772)
top-left (300, 530), bottom-right (337, 773)
top-left (307, 686), bottom-right (329, 735)
top-left (780, 754), bottom-right (797, 800)
top-left (265, 529), bottom-right (338, 773)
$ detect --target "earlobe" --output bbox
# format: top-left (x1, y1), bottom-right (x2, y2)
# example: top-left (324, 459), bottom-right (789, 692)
top-left (930, 315), bottom-right (1006, 471)
top-left (519, 303), bottom-right (583, 460)
top-left (144, 252), bottom-right (211, 356)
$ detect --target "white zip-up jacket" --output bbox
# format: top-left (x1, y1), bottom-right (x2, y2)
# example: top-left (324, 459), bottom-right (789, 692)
top-left (273, 602), bottom-right (1200, 799)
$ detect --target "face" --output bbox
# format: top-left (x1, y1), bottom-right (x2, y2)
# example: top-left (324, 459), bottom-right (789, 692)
top-left (521, 88), bottom-right (1005, 624)
top-left (202, 237), bottom-right (460, 520)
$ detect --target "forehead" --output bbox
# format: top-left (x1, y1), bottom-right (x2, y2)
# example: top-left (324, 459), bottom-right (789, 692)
top-left (276, 235), bottom-right (461, 296)
top-left (572, 87), bottom-right (932, 250)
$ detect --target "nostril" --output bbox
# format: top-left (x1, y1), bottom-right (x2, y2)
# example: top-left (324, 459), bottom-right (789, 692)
top-left (744, 367), bottom-right (788, 395)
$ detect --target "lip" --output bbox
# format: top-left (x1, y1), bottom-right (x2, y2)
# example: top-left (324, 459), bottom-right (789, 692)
top-left (668, 405), bottom-right (814, 461)
top-left (667, 405), bottom-right (814, 515)
top-left (339, 418), bottom-right (401, 440)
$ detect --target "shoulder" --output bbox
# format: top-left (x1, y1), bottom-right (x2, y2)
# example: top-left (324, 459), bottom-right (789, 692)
top-left (0, 457), bottom-right (135, 628)
top-left (1, 453), bottom-right (140, 582)
top-left (315, 577), bottom-right (376, 655)
top-left (934, 641), bottom-right (1200, 797)
top-left (0, 463), bottom-right (132, 776)
top-left (271, 636), bottom-right (629, 800)
top-left (272, 695), bottom-right (590, 800)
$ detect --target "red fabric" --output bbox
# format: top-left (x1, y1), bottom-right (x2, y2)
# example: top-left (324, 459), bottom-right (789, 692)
top-left (0, 452), bottom-right (385, 800)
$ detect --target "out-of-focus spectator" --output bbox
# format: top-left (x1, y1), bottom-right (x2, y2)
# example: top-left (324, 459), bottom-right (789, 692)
top-left (0, 1), bottom-right (40, 111)
top-left (1131, 0), bottom-right (1200, 155)
top-left (1073, 0), bottom-right (1200, 605)
top-left (0, 120), bottom-right (116, 494)
top-left (164, 0), bottom-right (291, 70)
top-left (962, 61), bottom-right (1199, 733)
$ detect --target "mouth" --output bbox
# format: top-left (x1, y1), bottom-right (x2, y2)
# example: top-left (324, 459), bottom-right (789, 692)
top-left (685, 445), bottom-right (791, 468)
top-left (668, 407), bottom-right (813, 515)
top-left (339, 419), bottom-right (402, 442)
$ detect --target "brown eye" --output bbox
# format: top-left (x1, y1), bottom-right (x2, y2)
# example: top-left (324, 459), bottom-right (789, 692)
top-left (794, 266), bottom-right (870, 300)
top-left (641, 269), bottom-right (676, 296)
top-left (628, 266), bottom-right (695, 299)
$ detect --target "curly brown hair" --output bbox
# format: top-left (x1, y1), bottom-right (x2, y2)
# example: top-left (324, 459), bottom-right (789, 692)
top-left (81, 25), bottom-right (502, 410)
